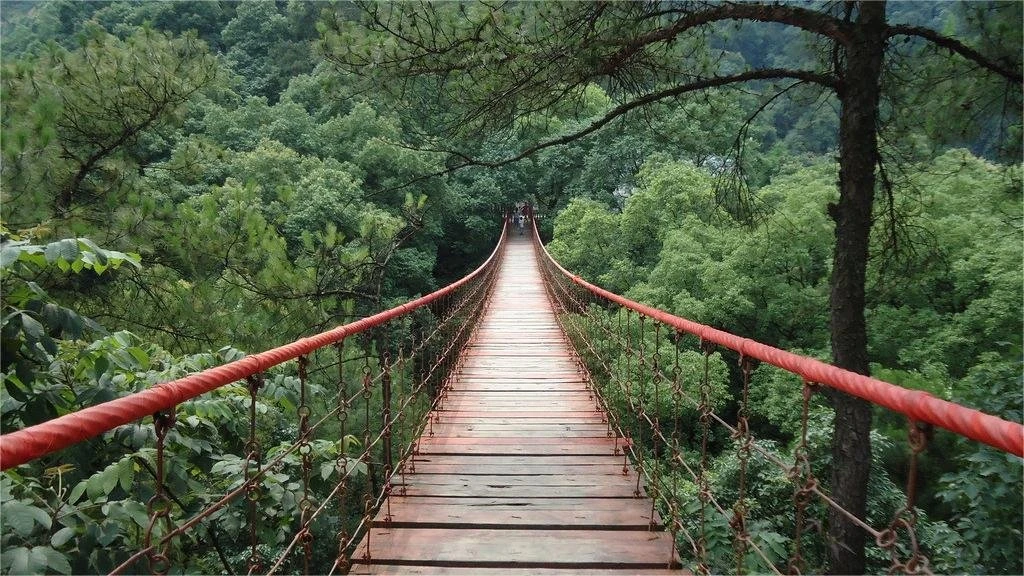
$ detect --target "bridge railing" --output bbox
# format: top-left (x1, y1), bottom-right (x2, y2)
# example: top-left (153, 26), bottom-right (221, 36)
top-left (531, 218), bottom-right (1022, 575)
top-left (0, 221), bottom-right (507, 575)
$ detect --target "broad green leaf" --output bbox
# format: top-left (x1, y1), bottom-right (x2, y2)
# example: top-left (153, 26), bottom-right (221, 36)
top-left (0, 244), bottom-right (24, 268)
top-left (43, 239), bottom-right (73, 264)
top-left (2, 500), bottom-right (52, 536)
top-left (5, 547), bottom-right (30, 574)
top-left (117, 457), bottom-right (134, 492)
top-left (67, 480), bottom-right (87, 504)
top-left (77, 238), bottom-right (109, 265)
top-left (320, 461), bottom-right (334, 481)
top-left (127, 347), bottom-right (149, 368)
top-left (122, 499), bottom-right (149, 528)
top-left (92, 355), bottom-right (110, 380)
top-left (51, 526), bottom-right (77, 548)
top-left (34, 546), bottom-right (72, 574)
top-left (352, 460), bottom-right (368, 476)
top-left (20, 313), bottom-right (44, 340)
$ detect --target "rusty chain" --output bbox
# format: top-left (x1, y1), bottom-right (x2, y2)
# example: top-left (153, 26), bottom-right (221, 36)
top-left (731, 356), bottom-right (753, 575)
top-left (296, 355), bottom-right (314, 574)
top-left (145, 409), bottom-right (176, 576)
top-left (784, 380), bottom-right (818, 574)
top-left (696, 339), bottom-right (715, 576)
top-left (878, 420), bottom-right (934, 575)
top-left (244, 374), bottom-right (264, 575)
top-left (334, 341), bottom-right (351, 574)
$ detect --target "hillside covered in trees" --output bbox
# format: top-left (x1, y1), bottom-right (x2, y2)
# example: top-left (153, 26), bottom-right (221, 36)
top-left (1, 1), bottom-right (1020, 574)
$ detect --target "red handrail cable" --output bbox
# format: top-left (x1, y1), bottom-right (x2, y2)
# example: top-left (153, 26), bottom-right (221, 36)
top-left (532, 222), bottom-right (1024, 457)
top-left (0, 221), bottom-right (509, 470)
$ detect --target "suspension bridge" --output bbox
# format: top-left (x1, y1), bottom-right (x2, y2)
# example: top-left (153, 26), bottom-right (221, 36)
top-left (1, 216), bottom-right (1021, 575)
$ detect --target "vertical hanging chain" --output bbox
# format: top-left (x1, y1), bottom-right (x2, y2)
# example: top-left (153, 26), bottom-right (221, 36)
top-left (334, 341), bottom-right (350, 574)
top-left (145, 409), bottom-right (176, 576)
top-left (296, 355), bottom-right (314, 575)
top-left (732, 355), bottom-right (753, 575)
top-left (614, 308), bottom-right (626, 457)
top-left (696, 339), bottom-right (715, 576)
top-left (878, 419), bottom-right (933, 575)
top-left (410, 331), bottom-right (425, 465)
top-left (379, 349), bottom-right (394, 524)
top-left (648, 322), bottom-right (663, 528)
top-left (245, 374), bottom-right (264, 575)
top-left (787, 380), bottom-right (818, 575)
top-left (652, 322), bottom-right (662, 435)
top-left (634, 313), bottom-right (645, 498)
top-left (396, 343), bottom-right (410, 491)
top-left (603, 308), bottom-right (614, 439)
top-left (669, 330), bottom-right (692, 563)
top-left (360, 352), bottom-right (374, 562)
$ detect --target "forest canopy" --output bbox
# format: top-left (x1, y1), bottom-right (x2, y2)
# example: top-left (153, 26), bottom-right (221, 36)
top-left (0, 1), bottom-right (1020, 574)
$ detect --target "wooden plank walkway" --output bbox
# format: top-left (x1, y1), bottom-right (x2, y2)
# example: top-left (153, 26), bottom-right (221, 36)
top-left (351, 234), bottom-right (681, 575)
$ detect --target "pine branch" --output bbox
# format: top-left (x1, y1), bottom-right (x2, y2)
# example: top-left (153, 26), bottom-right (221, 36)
top-left (886, 24), bottom-right (1023, 83)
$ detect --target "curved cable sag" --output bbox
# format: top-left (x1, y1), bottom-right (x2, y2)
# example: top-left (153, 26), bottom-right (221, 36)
top-left (0, 221), bottom-right (509, 470)
top-left (531, 220), bottom-right (1023, 457)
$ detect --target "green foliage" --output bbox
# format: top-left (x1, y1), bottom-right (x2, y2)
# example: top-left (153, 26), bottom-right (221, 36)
top-left (1, 233), bottom-right (140, 401)
top-left (221, 0), bottom-right (316, 103)
top-left (1, 25), bottom-right (219, 225)
top-left (548, 148), bottom-right (1020, 573)
top-left (1, 1), bottom-right (1020, 573)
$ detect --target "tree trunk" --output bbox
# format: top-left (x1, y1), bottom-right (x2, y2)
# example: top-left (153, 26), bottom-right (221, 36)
top-left (827, 2), bottom-right (887, 574)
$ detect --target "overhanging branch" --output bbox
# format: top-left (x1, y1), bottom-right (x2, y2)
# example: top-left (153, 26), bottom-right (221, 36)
top-left (600, 3), bottom-right (851, 75)
top-left (886, 24), bottom-right (1023, 83)
top-left (472, 68), bottom-right (837, 168)
top-left (381, 68), bottom-right (836, 193)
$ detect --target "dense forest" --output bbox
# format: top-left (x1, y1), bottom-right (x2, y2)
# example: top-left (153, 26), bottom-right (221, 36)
top-left (1, 1), bottom-right (1020, 574)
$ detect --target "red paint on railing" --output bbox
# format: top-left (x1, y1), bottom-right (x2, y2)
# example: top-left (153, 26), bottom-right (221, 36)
top-left (533, 223), bottom-right (1024, 457)
top-left (0, 222), bottom-right (508, 470)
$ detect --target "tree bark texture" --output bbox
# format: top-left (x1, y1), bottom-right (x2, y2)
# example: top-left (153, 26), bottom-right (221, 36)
top-left (827, 2), bottom-right (887, 574)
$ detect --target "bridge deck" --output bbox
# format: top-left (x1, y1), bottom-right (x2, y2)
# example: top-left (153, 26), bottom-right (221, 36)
top-left (351, 234), bottom-right (680, 574)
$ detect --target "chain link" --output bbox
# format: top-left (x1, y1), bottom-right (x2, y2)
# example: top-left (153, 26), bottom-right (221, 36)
top-left (293, 356), bottom-right (314, 574)
top-left (360, 353), bottom-right (374, 562)
top-left (731, 356), bottom-right (753, 575)
top-left (334, 341), bottom-right (351, 573)
top-left (243, 374), bottom-right (264, 574)
top-left (145, 410), bottom-right (176, 576)
top-left (696, 339), bottom-right (715, 576)
top-left (380, 349), bottom-right (394, 524)
top-left (878, 420), bottom-right (934, 575)
top-left (787, 380), bottom-right (819, 574)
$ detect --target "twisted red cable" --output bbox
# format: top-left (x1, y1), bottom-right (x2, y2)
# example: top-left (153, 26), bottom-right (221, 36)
top-left (0, 222), bottom-right (508, 470)
top-left (533, 224), bottom-right (1024, 457)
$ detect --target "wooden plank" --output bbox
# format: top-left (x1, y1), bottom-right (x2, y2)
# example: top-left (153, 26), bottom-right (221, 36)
top-left (434, 407), bottom-right (606, 416)
top-left (396, 474), bottom-right (638, 487)
top-left (376, 496), bottom-right (649, 509)
top-left (397, 484), bottom-right (642, 498)
top-left (353, 528), bottom-right (680, 568)
top-left (351, 567), bottom-right (684, 575)
top-left (406, 455), bottom-right (631, 467)
top-left (423, 429), bottom-right (610, 438)
top-left (418, 436), bottom-right (620, 446)
top-left (429, 416), bottom-right (608, 425)
top-left (372, 500), bottom-right (659, 529)
top-left (404, 463), bottom-right (630, 476)
top-left (431, 422), bottom-right (609, 429)
top-left (415, 444), bottom-right (623, 456)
